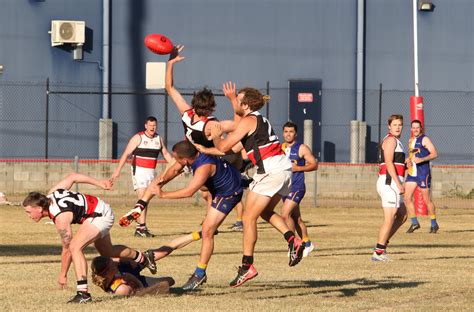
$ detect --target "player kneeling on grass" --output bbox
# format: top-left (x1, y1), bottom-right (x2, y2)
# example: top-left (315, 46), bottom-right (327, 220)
top-left (22, 173), bottom-right (155, 304)
top-left (137, 140), bottom-right (244, 291)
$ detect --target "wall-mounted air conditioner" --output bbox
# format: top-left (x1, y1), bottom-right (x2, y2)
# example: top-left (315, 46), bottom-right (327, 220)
top-left (49, 20), bottom-right (85, 47)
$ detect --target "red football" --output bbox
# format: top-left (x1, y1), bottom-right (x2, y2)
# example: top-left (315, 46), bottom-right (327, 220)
top-left (144, 34), bottom-right (174, 55)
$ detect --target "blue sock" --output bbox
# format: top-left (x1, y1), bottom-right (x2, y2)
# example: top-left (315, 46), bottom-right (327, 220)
top-left (411, 217), bottom-right (419, 225)
top-left (431, 218), bottom-right (437, 227)
top-left (235, 221), bottom-right (243, 226)
top-left (195, 267), bottom-right (206, 278)
top-left (305, 240), bottom-right (312, 246)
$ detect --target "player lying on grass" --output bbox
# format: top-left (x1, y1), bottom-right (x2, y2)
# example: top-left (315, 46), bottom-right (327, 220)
top-left (91, 256), bottom-right (174, 297)
top-left (22, 172), bottom-right (155, 304)
top-left (91, 231), bottom-right (204, 296)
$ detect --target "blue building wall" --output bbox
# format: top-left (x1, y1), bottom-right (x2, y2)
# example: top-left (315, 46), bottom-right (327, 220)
top-left (0, 0), bottom-right (472, 162)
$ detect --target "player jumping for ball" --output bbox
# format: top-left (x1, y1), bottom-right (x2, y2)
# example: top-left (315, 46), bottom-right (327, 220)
top-left (211, 85), bottom-right (306, 287)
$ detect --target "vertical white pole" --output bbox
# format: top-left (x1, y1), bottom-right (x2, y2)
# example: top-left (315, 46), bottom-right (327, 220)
top-left (413, 0), bottom-right (420, 96)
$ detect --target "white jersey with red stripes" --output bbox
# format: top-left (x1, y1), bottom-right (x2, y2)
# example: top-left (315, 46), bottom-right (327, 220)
top-left (131, 131), bottom-right (163, 173)
top-left (379, 134), bottom-right (406, 185)
top-left (181, 109), bottom-right (217, 148)
top-left (47, 189), bottom-right (103, 224)
top-left (241, 111), bottom-right (291, 174)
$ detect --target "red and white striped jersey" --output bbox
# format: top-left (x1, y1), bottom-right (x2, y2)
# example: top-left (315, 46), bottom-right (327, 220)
top-left (379, 134), bottom-right (406, 184)
top-left (181, 109), bottom-right (217, 148)
top-left (131, 131), bottom-right (163, 171)
top-left (241, 111), bottom-right (291, 174)
top-left (47, 189), bottom-right (100, 224)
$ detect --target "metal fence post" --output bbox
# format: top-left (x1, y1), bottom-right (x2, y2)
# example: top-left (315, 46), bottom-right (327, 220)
top-left (378, 83), bottom-right (383, 144)
top-left (164, 92), bottom-right (168, 145)
top-left (45, 78), bottom-right (49, 159)
top-left (74, 155), bottom-right (79, 192)
top-left (266, 81), bottom-right (270, 118)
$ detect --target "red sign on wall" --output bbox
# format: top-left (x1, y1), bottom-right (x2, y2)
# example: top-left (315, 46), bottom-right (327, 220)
top-left (298, 93), bottom-right (313, 103)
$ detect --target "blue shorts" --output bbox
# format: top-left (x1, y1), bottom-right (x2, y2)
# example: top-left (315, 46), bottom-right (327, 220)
top-left (282, 189), bottom-right (306, 205)
top-left (211, 191), bottom-right (243, 215)
top-left (406, 174), bottom-right (431, 189)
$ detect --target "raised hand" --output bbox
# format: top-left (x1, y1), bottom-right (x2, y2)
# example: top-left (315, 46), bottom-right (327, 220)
top-left (169, 44), bottom-right (185, 63)
top-left (223, 81), bottom-right (237, 101)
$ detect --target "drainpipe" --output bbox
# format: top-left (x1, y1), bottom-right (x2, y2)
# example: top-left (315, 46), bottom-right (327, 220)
top-left (99, 0), bottom-right (113, 159)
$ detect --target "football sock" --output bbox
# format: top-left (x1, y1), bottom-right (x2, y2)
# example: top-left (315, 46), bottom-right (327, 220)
top-left (195, 263), bottom-right (207, 278)
top-left (133, 251), bottom-right (145, 264)
top-left (192, 231), bottom-right (202, 241)
top-left (242, 255), bottom-right (253, 270)
top-left (410, 216), bottom-right (419, 224)
top-left (430, 215), bottom-right (437, 226)
top-left (284, 231), bottom-right (296, 244)
top-left (136, 199), bottom-right (148, 211)
top-left (77, 279), bottom-right (88, 293)
top-left (136, 223), bottom-right (146, 231)
top-left (375, 243), bottom-right (386, 255)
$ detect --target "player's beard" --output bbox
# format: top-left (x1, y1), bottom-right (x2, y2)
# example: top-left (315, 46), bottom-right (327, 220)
top-left (236, 107), bottom-right (245, 117)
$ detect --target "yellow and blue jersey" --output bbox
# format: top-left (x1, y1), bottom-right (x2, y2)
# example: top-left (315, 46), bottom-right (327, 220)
top-left (282, 142), bottom-right (306, 192)
top-left (191, 153), bottom-right (242, 197)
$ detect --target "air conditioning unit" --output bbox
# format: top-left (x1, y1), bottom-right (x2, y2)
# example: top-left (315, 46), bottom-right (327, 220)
top-left (49, 20), bottom-right (85, 47)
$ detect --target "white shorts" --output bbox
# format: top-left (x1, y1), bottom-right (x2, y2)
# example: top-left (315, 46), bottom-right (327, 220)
top-left (377, 175), bottom-right (405, 208)
top-left (131, 167), bottom-right (156, 190)
top-left (84, 200), bottom-right (114, 238)
top-left (249, 169), bottom-right (292, 197)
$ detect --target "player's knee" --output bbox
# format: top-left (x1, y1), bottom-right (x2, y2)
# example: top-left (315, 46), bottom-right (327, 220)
top-left (201, 225), bottom-right (216, 239)
top-left (242, 213), bottom-right (257, 224)
top-left (69, 241), bottom-right (84, 255)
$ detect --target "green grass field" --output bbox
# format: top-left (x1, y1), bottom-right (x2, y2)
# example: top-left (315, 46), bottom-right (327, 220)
top-left (1, 203), bottom-right (473, 311)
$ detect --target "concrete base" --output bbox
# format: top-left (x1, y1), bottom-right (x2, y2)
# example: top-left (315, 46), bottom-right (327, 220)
top-left (99, 118), bottom-right (113, 160)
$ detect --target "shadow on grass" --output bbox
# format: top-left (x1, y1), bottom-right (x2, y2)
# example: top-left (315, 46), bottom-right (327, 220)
top-left (0, 244), bottom-right (96, 257)
top-left (444, 229), bottom-right (474, 233)
top-left (191, 277), bottom-right (426, 299)
top-left (400, 255), bottom-right (474, 261)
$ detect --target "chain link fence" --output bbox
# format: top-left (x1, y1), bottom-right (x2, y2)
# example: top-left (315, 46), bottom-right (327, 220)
top-left (0, 81), bottom-right (472, 164)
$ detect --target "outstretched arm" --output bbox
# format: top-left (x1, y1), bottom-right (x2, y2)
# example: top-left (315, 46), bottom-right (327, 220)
top-left (48, 172), bottom-right (112, 194)
top-left (165, 45), bottom-right (191, 115)
top-left (111, 134), bottom-right (141, 181)
top-left (222, 81), bottom-right (242, 125)
top-left (156, 165), bottom-right (211, 199)
top-left (160, 137), bottom-right (174, 164)
top-left (212, 117), bottom-right (254, 153)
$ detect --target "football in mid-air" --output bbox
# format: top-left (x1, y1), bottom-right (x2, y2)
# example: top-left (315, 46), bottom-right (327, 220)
top-left (144, 34), bottom-right (174, 55)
